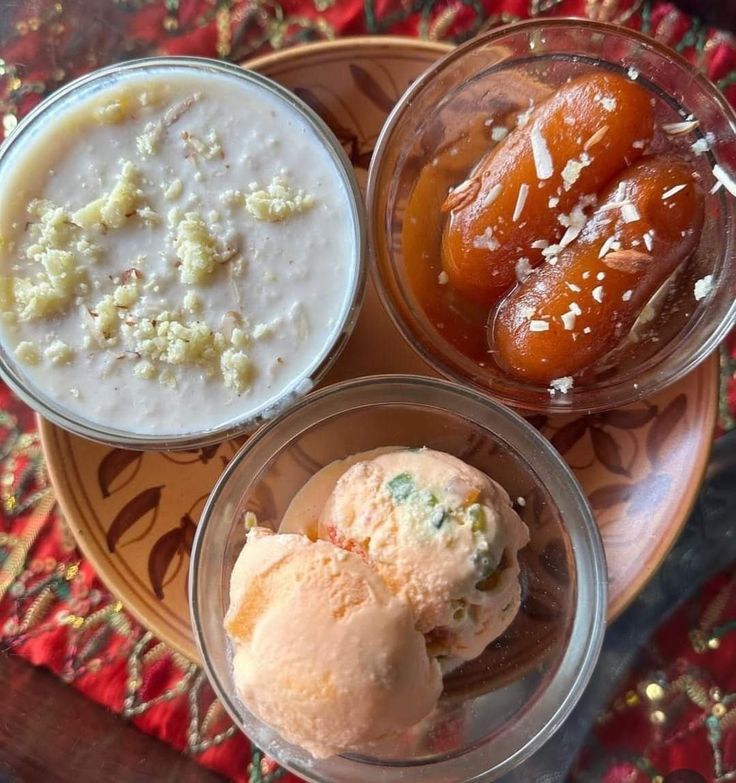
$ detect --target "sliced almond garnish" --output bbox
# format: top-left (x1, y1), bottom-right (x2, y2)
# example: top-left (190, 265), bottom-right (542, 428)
top-left (601, 249), bottom-right (652, 273)
top-left (583, 125), bottom-right (609, 150)
top-left (661, 120), bottom-right (700, 136)
top-left (442, 176), bottom-right (481, 212)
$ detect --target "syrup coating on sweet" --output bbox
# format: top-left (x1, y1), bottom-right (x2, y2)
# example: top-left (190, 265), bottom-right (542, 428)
top-left (440, 73), bottom-right (655, 306)
top-left (491, 156), bottom-right (704, 384)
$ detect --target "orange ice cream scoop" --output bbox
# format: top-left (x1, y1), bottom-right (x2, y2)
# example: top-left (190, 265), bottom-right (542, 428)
top-left (224, 528), bottom-right (442, 759)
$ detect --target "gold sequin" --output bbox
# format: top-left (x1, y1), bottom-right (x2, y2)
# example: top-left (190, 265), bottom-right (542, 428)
top-left (645, 682), bottom-right (665, 701)
top-left (65, 563), bottom-right (79, 581)
top-left (651, 709), bottom-right (666, 724)
top-left (712, 702), bottom-right (727, 717)
top-left (708, 637), bottom-right (721, 649)
top-left (163, 16), bottom-right (179, 31)
top-left (8, 77), bottom-right (22, 92)
top-left (625, 690), bottom-right (640, 707)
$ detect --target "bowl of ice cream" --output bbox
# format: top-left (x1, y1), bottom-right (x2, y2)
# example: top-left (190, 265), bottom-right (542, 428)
top-left (189, 374), bottom-right (606, 781)
top-left (368, 19), bottom-right (736, 414)
top-left (0, 56), bottom-right (365, 448)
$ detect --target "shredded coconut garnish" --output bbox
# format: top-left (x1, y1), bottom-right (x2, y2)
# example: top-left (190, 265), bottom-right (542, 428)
top-left (592, 286), bottom-right (604, 303)
top-left (627, 67), bottom-right (639, 80)
top-left (491, 126), bottom-right (509, 142)
top-left (561, 153), bottom-right (591, 191)
top-left (438, 271), bottom-right (449, 285)
top-left (530, 123), bottom-right (554, 180)
top-left (691, 138), bottom-right (709, 155)
top-left (522, 306), bottom-right (536, 320)
top-left (643, 231), bottom-right (654, 252)
top-left (597, 96), bottom-right (617, 112)
top-left (561, 311), bottom-right (576, 331)
top-left (596, 272), bottom-right (606, 281)
top-left (599, 236), bottom-right (621, 258)
top-left (583, 326), bottom-right (592, 334)
top-left (713, 165), bottom-right (736, 197)
top-left (661, 183), bottom-right (687, 200)
top-left (531, 240), bottom-right (549, 249)
top-left (472, 227), bottom-right (500, 251)
top-left (621, 203), bottom-right (640, 223)
top-left (549, 376), bottom-right (574, 395)
top-left (512, 183), bottom-right (529, 222)
top-left (529, 319), bottom-right (549, 332)
top-left (482, 183), bottom-right (502, 208)
top-left (569, 302), bottom-right (582, 316)
top-left (548, 196), bottom-right (560, 208)
top-left (694, 274), bottom-right (714, 301)
top-left (622, 289), bottom-right (633, 302)
top-left (516, 103), bottom-right (534, 128)
top-left (515, 257), bottom-right (533, 283)
top-left (567, 282), bottom-right (582, 293)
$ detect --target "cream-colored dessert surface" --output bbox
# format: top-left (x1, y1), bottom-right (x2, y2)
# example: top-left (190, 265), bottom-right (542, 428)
top-left (225, 528), bottom-right (442, 759)
top-left (279, 446), bottom-right (398, 537)
top-left (0, 69), bottom-right (355, 435)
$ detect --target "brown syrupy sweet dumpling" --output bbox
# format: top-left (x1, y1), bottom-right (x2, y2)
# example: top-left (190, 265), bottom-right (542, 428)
top-left (491, 155), bottom-right (705, 386)
top-left (441, 72), bottom-right (655, 306)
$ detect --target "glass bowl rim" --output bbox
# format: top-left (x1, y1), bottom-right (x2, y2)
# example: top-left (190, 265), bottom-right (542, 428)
top-left (0, 55), bottom-right (367, 450)
top-left (366, 17), bottom-right (736, 415)
top-left (189, 373), bottom-right (608, 782)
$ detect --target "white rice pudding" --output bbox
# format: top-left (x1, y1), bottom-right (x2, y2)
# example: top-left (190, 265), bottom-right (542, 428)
top-left (0, 64), bottom-right (358, 437)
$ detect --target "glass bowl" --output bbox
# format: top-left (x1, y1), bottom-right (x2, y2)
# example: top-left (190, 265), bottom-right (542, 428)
top-left (368, 19), bottom-right (736, 414)
top-left (189, 374), bottom-right (606, 782)
top-left (0, 57), bottom-right (365, 449)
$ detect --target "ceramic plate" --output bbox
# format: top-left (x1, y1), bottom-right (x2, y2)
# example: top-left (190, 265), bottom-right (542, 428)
top-left (39, 37), bottom-right (718, 662)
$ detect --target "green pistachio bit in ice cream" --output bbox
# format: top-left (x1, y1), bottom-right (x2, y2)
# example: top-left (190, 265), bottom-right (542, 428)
top-left (386, 472), bottom-right (416, 502)
top-left (429, 507), bottom-right (447, 529)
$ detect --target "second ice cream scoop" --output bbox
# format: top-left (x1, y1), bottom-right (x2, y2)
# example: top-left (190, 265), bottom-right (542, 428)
top-left (225, 527), bottom-right (442, 759)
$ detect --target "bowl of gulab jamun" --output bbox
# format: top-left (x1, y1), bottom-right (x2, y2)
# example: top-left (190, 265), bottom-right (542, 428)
top-left (368, 19), bottom-right (736, 413)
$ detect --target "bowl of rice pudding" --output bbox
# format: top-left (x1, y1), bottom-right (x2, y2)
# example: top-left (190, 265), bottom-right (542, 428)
top-left (0, 57), bottom-right (365, 448)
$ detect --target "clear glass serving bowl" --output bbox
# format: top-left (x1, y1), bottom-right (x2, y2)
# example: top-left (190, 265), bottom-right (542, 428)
top-left (189, 374), bottom-right (607, 782)
top-left (0, 57), bottom-right (365, 449)
top-left (368, 19), bottom-right (736, 414)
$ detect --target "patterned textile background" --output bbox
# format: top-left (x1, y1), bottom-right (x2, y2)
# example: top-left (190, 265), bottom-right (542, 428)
top-left (0, 2), bottom-right (735, 782)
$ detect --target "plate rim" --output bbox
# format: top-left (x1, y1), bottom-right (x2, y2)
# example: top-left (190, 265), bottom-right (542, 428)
top-left (244, 35), bottom-right (452, 72)
top-left (37, 34), bottom-right (721, 660)
top-left (606, 356), bottom-right (719, 618)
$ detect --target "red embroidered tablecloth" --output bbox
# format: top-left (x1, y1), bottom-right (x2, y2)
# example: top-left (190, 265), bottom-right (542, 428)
top-left (1, 2), bottom-right (736, 782)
